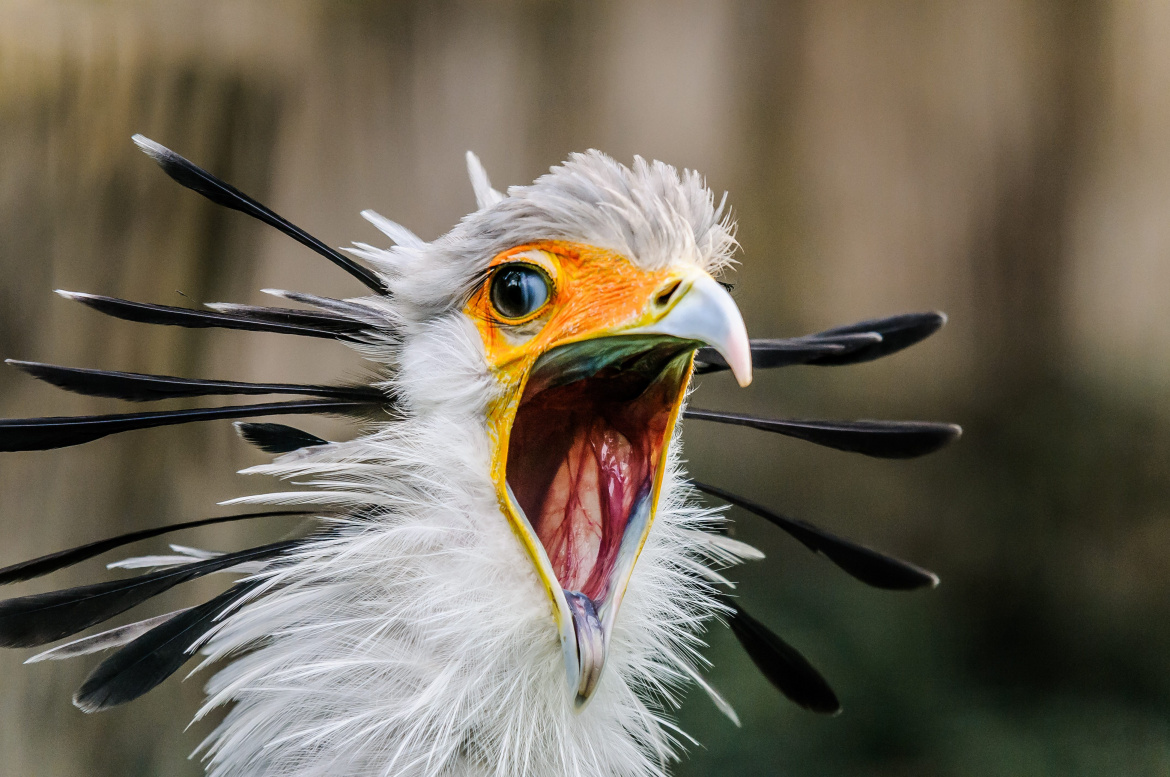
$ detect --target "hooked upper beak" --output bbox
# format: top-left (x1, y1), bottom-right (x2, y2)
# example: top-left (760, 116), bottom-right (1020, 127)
top-left (626, 272), bottom-right (752, 387)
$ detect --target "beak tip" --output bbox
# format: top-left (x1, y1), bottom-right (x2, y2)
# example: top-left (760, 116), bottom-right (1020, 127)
top-left (691, 273), bottom-right (753, 389)
top-left (731, 360), bottom-right (753, 387)
top-left (627, 272), bottom-right (753, 387)
top-left (724, 330), bottom-right (753, 388)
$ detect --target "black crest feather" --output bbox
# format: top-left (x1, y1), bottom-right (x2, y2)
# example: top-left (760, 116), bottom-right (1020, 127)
top-left (728, 604), bottom-right (841, 715)
top-left (235, 422), bottom-right (330, 454)
top-left (0, 540), bottom-right (300, 648)
top-left (203, 303), bottom-right (369, 334)
top-left (57, 291), bottom-right (355, 339)
top-left (683, 409), bottom-right (962, 459)
top-left (259, 289), bottom-right (384, 323)
top-left (0, 399), bottom-right (371, 452)
top-left (6, 361), bottom-right (384, 404)
top-left (690, 481), bottom-right (938, 590)
top-left (73, 580), bottom-right (261, 712)
top-left (132, 135), bottom-right (388, 295)
top-left (696, 333), bottom-right (879, 373)
top-left (807, 311), bottom-right (946, 366)
top-left (695, 311), bottom-right (946, 373)
top-left (0, 511), bottom-right (311, 586)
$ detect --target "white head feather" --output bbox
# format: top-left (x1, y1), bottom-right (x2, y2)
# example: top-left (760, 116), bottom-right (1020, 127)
top-left (465, 151), bottom-right (505, 210)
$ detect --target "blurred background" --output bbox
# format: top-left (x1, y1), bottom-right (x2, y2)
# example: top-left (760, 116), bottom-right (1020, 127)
top-left (2, 1), bottom-right (1169, 775)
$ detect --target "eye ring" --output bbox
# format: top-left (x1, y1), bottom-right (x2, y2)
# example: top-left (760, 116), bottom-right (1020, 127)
top-left (488, 263), bottom-right (552, 321)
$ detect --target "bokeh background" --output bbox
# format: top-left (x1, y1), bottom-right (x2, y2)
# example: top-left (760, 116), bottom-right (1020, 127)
top-left (2, 1), bottom-right (1170, 775)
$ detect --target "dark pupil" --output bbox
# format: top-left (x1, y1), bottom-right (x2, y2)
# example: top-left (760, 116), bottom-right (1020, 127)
top-left (490, 266), bottom-right (549, 319)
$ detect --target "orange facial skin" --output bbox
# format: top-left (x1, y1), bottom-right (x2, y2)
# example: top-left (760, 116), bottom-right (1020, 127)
top-left (465, 241), bottom-right (677, 373)
top-left (463, 240), bottom-right (695, 619)
top-left (465, 239), bottom-right (689, 434)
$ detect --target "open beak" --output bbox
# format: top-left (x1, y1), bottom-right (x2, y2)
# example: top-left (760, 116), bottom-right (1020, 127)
top-left (488, 267), bottom-right (750, 709)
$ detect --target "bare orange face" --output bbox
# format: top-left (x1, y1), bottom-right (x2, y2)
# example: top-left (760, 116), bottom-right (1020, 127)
top-left (466, 241), bottom-right (684, 379)
top-left (464, 240), bottom-right (751, 708)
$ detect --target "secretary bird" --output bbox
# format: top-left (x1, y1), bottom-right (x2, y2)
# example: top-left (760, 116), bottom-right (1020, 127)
top-left (0, 136), bottom-right (959, 777)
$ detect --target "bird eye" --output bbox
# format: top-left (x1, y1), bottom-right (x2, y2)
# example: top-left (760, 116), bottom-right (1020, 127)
top-left (489, 264), bottom-right (551, 320)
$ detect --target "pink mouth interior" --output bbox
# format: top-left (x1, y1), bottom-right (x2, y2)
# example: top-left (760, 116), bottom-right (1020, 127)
top-left (507, 346), bottom-right (688, 604)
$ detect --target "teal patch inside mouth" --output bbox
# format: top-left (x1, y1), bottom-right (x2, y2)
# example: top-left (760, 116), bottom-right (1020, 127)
top-left (523, 335), bottom-right (696, 396)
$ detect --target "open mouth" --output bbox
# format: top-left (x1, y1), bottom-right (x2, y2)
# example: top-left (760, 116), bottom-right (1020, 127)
top-left (479, 269), bottom-right (752, 708)
top-left (502, 336), bottom-right (694, 705)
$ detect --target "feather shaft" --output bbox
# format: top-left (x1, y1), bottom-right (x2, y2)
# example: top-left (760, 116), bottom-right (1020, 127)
top-left (132, 135), bottom-right (388, 294)
top-left (0, 511), bottom-right (311, 586)
top-left (6, 361), bottom-right (384, 403)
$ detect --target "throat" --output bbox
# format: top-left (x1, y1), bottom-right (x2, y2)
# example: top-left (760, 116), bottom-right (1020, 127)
top-left (532, 419), bottom-right (651, 601)
top-left (505, 342), bottom-right (690, 609)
